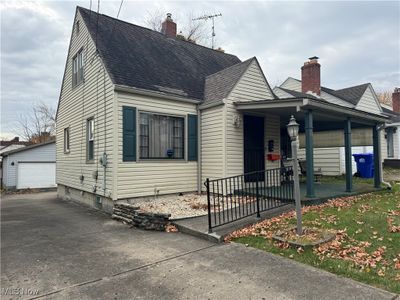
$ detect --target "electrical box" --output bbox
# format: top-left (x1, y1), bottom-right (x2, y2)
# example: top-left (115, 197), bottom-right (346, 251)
top-left (99, 153), bottom-right (108, 167)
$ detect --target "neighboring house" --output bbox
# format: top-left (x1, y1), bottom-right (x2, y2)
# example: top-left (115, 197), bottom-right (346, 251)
top-left (382, 93), bottom-right (400, 168)
top-left (274, 76), bottom-right (400, 175)
top-left (56, 7), bottom-right (388, 212)
top-left (1, 140), bottom-right (56, 190)
top-left (0, 137), bottom-right (30, 189)
top-left (0, 137), bottom-right (31, 158)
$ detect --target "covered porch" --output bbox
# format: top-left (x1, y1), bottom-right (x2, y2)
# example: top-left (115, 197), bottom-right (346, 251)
top-left (235, 96), bottom-right (389, 199)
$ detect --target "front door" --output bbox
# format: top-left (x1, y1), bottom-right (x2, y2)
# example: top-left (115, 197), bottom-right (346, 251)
top-left (244, 115), bottom-right (265, 181)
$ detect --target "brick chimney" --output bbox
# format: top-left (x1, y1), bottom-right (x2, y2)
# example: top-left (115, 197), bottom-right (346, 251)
top-left (161, 13), bottom-right (176, 38)
top-left (392, 87), bottom-right (400, 113)
top-left (301, 56), bottom-right (321, 95)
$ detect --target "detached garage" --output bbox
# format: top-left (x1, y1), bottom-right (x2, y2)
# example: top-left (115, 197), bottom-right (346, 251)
top-left (1, 141), bottom-right (56, 190)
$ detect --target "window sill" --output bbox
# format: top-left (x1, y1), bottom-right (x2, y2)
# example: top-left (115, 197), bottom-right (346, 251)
top-left (64, 150), bottom-right (70, 154)
top-left (72, 79), bottom-right (85, 90)
top-left (86, 160), bottom-right (95, 164)
top-left (124, 159), bottom-right (193, 163)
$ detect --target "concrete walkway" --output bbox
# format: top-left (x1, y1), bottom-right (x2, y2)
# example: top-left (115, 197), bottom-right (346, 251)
top-left (1, 192), bottom-right (397, 300)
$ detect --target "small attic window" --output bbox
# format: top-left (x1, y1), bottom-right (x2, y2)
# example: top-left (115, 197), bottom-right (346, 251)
top-left (76, 20), bottom-right (80, 35)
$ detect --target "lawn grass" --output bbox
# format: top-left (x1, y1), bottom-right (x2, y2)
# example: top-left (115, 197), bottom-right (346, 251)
top-left (229, 184), bottom-right (400, 294)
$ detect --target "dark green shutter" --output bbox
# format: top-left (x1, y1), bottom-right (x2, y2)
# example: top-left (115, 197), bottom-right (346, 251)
top-left (123, 106), bottom-right (136, 161)
top-left (188, 114), bottom-right (198, 161)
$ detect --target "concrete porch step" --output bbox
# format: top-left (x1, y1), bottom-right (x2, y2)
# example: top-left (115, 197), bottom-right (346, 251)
top-left (172, 204), bottom-right (294, 243)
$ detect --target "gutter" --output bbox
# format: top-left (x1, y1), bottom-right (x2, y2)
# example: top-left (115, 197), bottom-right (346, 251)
top-left (114, 84), bottom-right (201, 104)
top-left (235, 97), bottom-right (389, 124)
top-left (197, 104), bottom-right (202, 194)
top-left (199, 100), bottom-right (225, 110)
top-left (377, 124), bottom-right (391, 190)
top-left (304, 99), bottom-right (389, 124)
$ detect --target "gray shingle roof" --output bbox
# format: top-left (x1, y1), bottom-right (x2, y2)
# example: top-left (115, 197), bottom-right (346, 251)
top-left (1, 140), bottom-right (55, 157)
top-left (204, 58), bottom-right (254, 104)
top-left (282, 77), bottom-right (369, 105)
top-left (326, 83), bottom-right (370, 105)
top-left (382, 107), bottom-right (400, 122)
top-left (78, 7), bottom-right (241, 101)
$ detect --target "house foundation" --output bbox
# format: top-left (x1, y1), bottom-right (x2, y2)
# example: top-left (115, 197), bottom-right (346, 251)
top-left (57, 184), bottom-right (114, 214)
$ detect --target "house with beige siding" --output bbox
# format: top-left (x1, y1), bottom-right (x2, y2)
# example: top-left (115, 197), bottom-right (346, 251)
top-left (274, 77), bottom-right (400, 175)
top-left (57, 7), bottom-right (391, 212)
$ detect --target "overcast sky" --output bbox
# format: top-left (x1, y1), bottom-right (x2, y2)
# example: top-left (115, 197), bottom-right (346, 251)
top-left (1, 0), bottom-right (399, 140)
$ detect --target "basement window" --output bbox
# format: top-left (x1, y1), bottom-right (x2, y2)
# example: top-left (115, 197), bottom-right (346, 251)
top-left (72, 49), bottom-right (84, 87)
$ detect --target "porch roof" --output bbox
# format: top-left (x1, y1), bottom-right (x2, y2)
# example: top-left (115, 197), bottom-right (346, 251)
top-left (234, 97), bottom-right (389, 130)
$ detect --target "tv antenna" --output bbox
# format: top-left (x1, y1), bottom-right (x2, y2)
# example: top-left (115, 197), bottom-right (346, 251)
top-left (193, 13), bottom-right (222, 49)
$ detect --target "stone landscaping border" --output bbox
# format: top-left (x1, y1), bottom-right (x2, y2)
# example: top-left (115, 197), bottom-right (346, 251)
top-left (272, 227), bottom-right (336, 248)
top-left (112, 203), bottom-right (171, 231)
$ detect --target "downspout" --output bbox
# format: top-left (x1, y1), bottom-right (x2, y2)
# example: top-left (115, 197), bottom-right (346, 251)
top-left (197, 104), bottom-right (202, 194)
top-left (378, 124), bottom-right (391, 189)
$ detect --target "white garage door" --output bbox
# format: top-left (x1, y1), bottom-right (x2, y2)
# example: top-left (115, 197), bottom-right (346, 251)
top-left (17, 162), bottom-right (56, 189)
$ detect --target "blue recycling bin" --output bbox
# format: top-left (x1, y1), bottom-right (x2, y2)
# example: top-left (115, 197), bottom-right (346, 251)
top-left (352, 153), bottom-right (374, 178)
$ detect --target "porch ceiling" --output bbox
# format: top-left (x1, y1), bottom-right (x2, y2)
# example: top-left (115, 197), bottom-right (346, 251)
top-left (235, 98), bottom-right (389, 131)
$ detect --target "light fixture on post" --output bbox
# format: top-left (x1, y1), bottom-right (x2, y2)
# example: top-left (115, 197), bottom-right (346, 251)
top-left (287, 115), bottom-right (299, 141)
top-left (286, 115), bottom-right (302, 235)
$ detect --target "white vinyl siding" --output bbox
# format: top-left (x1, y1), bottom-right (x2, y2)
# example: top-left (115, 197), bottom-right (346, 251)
top-left (224, 60), bottom-right (278, 177)
top-left (320, 90), bottom-right (354, 108)
top-left (356, 86), bottom-right (383, 114)
top-left (56, 10), bottom-right (115, 199)
top-left (298, 147), bottom-right (342, 176)
top-left (280, 77), bottom-right (301, 92)
top-left (273, 87), bottom-right (293, 99)
top-left (201, 105), bottom-right (225, 182)
top-left (116, 91), bottom-right (198, 199)
top-left (229, 60), bottom-right (274, 102)
top-left (394, 127), bottom-right (400, 159)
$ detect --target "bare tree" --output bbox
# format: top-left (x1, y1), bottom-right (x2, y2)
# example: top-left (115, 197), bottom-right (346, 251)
top-left (16, 102), bottom-right (56, 143)
top-left (376, 90), bottom-right (392, 106)
top-left (144, 10), bottom-right (208, 46)
top-left (182, 12), bottom-right (207, 45)
top-left (144, 9), bottom-right (165, 32)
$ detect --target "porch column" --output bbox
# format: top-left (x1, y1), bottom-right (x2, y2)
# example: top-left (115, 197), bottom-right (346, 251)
top-left (305, 110), bottom-right (315, 198)
top-left (372, 124), bottom-right (381, 188)
top-left (344, 118), bottom-right (352, 192)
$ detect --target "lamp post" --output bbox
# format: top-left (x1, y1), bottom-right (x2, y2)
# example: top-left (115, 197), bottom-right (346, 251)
top-left (287, 115), bottom-right (303, 235)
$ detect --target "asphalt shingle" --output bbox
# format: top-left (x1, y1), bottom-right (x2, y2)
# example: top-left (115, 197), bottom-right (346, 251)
top-left (78, 7), bottom-right (241, 101)
top-left (204, 58), bottom-right (255, 104)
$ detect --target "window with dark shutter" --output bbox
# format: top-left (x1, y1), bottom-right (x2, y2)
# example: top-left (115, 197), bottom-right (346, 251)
top-left (139, 112), bottom-right (184, 159)
top-left (123, 106), bottom-right (137, 161)
top-left (187, 114), bottom-right (198, 161)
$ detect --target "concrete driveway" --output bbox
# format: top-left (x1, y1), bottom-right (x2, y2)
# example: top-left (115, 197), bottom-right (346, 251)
top-left (1, 192), bottom-right (397, 300)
